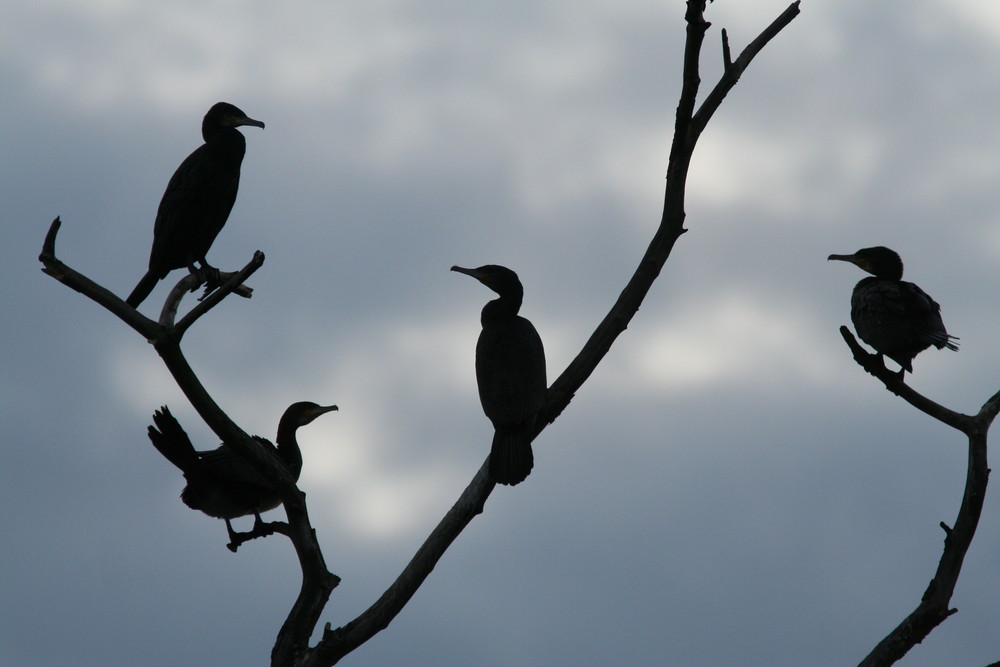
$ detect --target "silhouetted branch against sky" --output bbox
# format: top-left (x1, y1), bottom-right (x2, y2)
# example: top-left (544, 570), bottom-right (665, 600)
top-left (838, 326), bottom-right (999, 666)
top-left (310, 3), bottom-right (802, 665)
top-left (40, 4), bottom-right (803, 665)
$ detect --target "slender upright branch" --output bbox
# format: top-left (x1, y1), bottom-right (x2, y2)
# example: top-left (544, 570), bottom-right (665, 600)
top-left (692, 1), bottom-right (801, 136)
top-left (306, 465), bottom-right (495, 666)
top-left (838, 329), bottom-right (1000, 666)
top-left (721, 29), bottom-right (733, 70)
top-left (541, 1), bottom-right (800, 427)
top-left (303, 4), bottom-right (800, 665)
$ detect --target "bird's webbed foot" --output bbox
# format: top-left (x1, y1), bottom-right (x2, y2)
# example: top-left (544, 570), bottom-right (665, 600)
top-left (876, 354), bottom-right (909, 381)
top-left (190, 263), bottom-right (223, 301)
top-left (861, 352), bottom-right (888, 377)
top-left (224, 518), bottom-right (241, 552)
top-left (225, 515), bottom-right (291, 553)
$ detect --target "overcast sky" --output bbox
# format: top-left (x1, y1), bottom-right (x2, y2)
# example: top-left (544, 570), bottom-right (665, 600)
top-left (3, 1), bottom-right (1000, 665)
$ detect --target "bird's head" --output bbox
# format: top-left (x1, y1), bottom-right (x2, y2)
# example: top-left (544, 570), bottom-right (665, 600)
top-left (204, 102), bottom-right (266, 132)
top-left (450, 264), bottom-right (522, 297)
top-left (827, 246), bottom-right (903, 280)
top-left (281, 402), bottom-right (339, 429)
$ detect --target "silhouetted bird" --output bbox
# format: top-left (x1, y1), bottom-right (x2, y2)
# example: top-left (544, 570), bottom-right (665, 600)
top-left (147, 402), bottom-right (337, 541)
top-left (828, 246), bottom-right (958, 374)
top-left (126, 102), bottom-right (265, 308)
top-left (452, 264), bottom-right (547, 485)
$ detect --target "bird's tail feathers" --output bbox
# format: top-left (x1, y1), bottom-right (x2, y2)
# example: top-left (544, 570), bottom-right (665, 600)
top-left (489, 431), bottom-right (534, 486)
top-left (126, 271), bottom-right (159, 308)
top-left (148, 406), bottom-right (199, 472)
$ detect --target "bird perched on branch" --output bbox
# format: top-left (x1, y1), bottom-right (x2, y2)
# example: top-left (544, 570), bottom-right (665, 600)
top-left (828, 246), bottom-right (958, 374)
top-left (147, 402), bottom-right (337, 542)
top-left (452, 264), bottom-right (547, 486)
top-left (126, 102), bottom-right (265, 308)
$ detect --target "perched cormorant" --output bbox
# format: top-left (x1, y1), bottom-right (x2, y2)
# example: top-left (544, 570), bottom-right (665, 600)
top-left (126, 102), bottom-right (265, 308)
top-left (828, 246), bottom-right (958, 373)
top-left (452, 264), bottom-right (547, 486)
top-left (147, 402), bottom-right (337, 540)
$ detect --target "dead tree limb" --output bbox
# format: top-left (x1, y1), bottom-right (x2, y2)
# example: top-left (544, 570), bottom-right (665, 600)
top-left (838, 328), bottom-right (1000, 666)
top-left (309, 3), bottom-right (801, 665)
top-left (39, 216), bottom-right (341, 665)
top-left (40, 2), bottom-right (801, 665)
top-left (542, 0), bottom-right (801, 428)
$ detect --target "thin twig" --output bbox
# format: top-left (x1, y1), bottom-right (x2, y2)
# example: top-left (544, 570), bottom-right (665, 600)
top-left (39, 217), bottom-right (164, 340)
top-left (172, 252), bottom-right (265, 337)
top-left (540, 1), bottom-right (800, 429)
top-left (229, 520), bottom-right (292, 552)
top-left (721, 28), bottom-right (733, 70)
top-left (692, 1), bottom-right (801, 136)
top-left (159, 261), bottom-right (259, 329)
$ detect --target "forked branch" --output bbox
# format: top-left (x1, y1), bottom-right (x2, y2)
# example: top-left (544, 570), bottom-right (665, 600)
top-left (309, 3), bottom-right (801, 665)
top-left (541, 1), bottom-right (800, 427)
top-left (838, 328), bottom-right (1000, 666)
top-left (38, 216), bottom-right (340, 665)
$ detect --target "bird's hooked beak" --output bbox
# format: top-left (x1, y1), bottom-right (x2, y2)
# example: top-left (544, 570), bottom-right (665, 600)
top-left (305, 404), bottom-right (338, 424)
top-left (229, 113), bottom-right (265, 130)
top-left (451, 265), bottom-right (488, 286)
top-left (827, 252), bottom-right (871, 273)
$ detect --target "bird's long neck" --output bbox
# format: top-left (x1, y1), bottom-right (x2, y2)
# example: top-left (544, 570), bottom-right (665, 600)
top-left (882, 268), bottom-right (903, 281)
top-left (481, 291), bottom-right (522, 325)
top-left (275, 417), bottom-right (304, 481)
top-left (203, 126), bottom-right (247, 157)
top-left (873, 252), bottom-right (904, 281)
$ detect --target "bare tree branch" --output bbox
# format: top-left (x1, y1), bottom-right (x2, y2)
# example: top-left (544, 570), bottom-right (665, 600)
top-left (692, 1), bottom-right (801, 136)
top-left (163, 257), bottom-right (261, 335)
top-left (41, 3), bottom-right (802, 665)
top-left (306, 464), bottom-right (495, 666)
top-left (307, 3), bottom-right (801, 665)
top-left (541, 0), bottom-right (800, 428)
top-left (227, 518), bottom-right (292, 553)
top-left (836, 329), bottom-right (1000, 666)
top-left (838, 327), bottom-right (971, 432)
top-left (40, 217), bottom-right (165, 340)
top-left (39, 217), bottom-right (341, 666)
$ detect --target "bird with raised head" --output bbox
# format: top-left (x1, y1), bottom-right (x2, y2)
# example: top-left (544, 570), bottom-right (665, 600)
top-left (126, 102), bottom-right (265, 308)
top-left (452, 264), bottom-right (547, 486)
top-left (147, 402), bottom-right (337, 542)
top-left (828, 246), bottom-right (958, 374)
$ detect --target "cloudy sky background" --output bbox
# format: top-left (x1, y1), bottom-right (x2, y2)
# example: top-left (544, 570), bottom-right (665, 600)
top-left (3, 1), bottom-right (999, 665)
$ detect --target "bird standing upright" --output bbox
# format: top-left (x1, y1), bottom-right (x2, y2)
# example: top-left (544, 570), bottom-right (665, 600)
top-left (828, 246), bottom-right (958, 374)
top-left (452, 264), bottom-right (547, 485)
top-left (147, 402), bottom-right (337, 543)
top-left (126, 102), bottom-right (265, 308)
